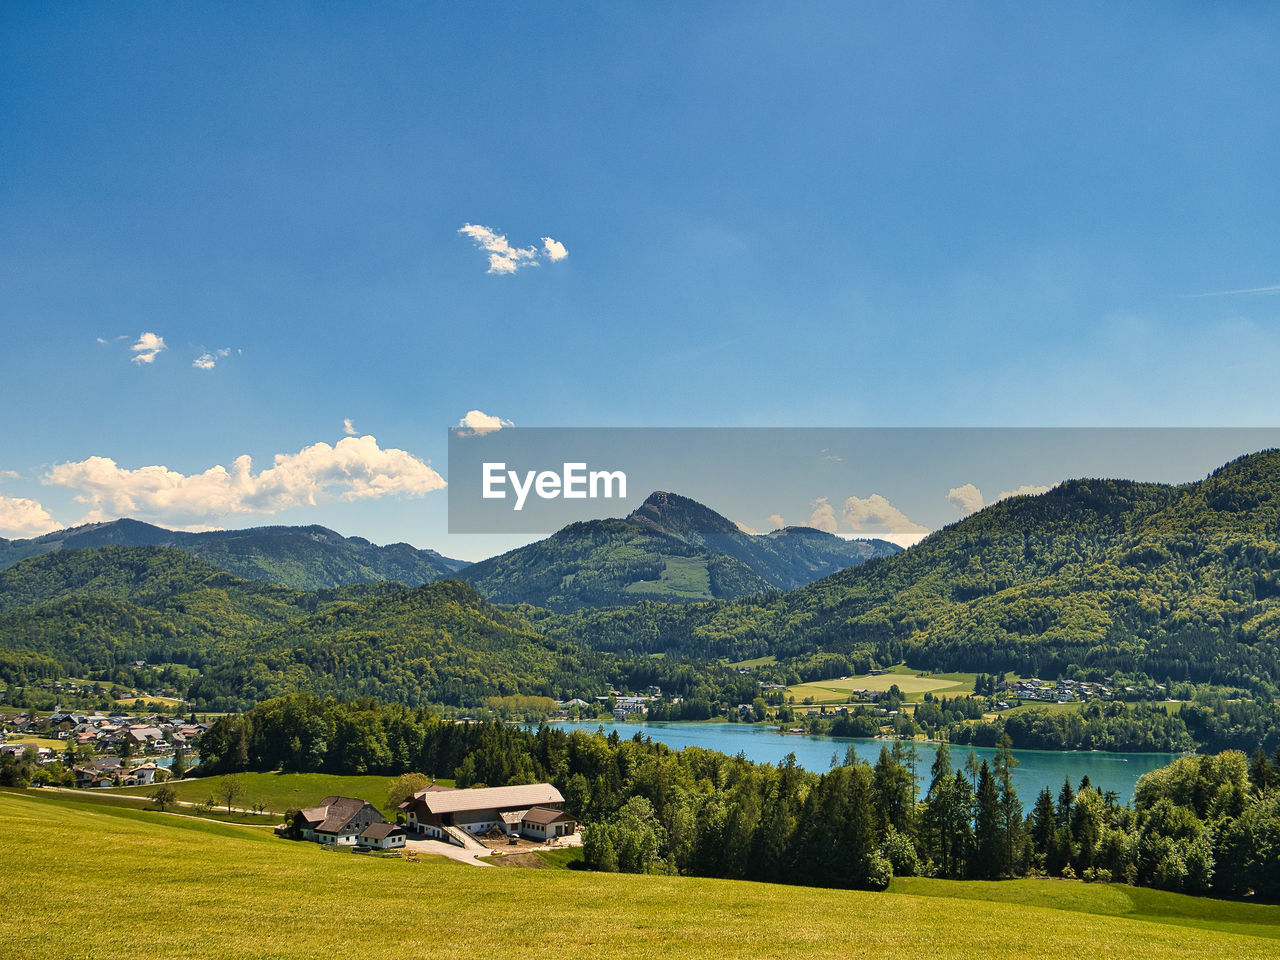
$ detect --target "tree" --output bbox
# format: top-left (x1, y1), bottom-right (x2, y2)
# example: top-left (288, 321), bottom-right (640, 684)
top-left (216, 774), bottom-right (245, 813)
top-left (386, 772), bottom-right (433, 810)
top-left (169, 747), bottom-right (187, 779)
top-left (150, 784), bottom-right (178, 812)
top-left (972, 761), bottom-right (1002, 879)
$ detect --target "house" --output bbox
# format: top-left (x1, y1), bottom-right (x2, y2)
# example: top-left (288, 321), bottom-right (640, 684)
top-left (294, 797), bottom-right (385, 846)
top-left (120, 763), bottom-right (158, 786)
top-left (518, 806), bottom-right (578, 841)
top-left (400, 783), bottom-right (568, 844)
top-left (357, 822), bottom-right (407, 850)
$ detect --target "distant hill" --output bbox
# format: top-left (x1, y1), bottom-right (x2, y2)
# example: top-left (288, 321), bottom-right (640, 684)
top-left (555, 450), bottom-right (1280, 692)
top-left (0, 518), bottom-right (467, 591)
top-left (460, 491), bottom-right (899, 610)
top-left (0, 545), bottom-right (600, 710)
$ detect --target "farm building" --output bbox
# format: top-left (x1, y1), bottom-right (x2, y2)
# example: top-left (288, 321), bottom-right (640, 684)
top-left (294, 796), bottom-right (385, 846)
top-left (399, 783), bottom-right (576, 845)
top-left (358, 822), bottom-right (407, 850)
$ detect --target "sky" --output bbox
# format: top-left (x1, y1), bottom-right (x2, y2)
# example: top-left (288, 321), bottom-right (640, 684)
top-left (2, 3), bottom-right (1279, 560)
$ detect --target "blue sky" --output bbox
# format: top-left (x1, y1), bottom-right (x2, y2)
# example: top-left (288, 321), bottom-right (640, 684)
top-left (2, 3), bottom-right (1279, 559)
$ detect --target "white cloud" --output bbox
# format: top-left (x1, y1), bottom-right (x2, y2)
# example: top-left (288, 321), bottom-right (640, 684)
top-left (192, 347), bottom-right (232, 371)
top-left (808, 498), bottom-right (838, 534)
top-left (456, 409), bottom-right (511, 436)
top-left (768, 513), bottom-right (785, 530)
top-left (43, 435), bottom-right (446, 527)
top-left (947, 483), bottom-right (985, 516)
top-left (0, 496), bottom-right (62, 538)
top-left (343, 418), bottom-right (357, 436)
top-left (459, 223), bottom-right (539, 274)
top-left (459, 223), bottom-right (569, 274)
top-left (130, 332), bottom-right (166, 364)
top-left (735, 521), bottom-right (759, 535)
top-left (840, 493), bottom-right (929, 534)
top-left (995, 483), bottom-right (1054, 502)
top-left (1189, 283), bottom-right (1280, 298)
top-left (542, 236), bottom-right (568, 261)
top-left (0, 470), bottom-right (19, 481)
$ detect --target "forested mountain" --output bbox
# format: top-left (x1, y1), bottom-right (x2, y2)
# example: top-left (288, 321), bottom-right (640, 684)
top-left (546, 450), bottom-right (1280, 694)
top-left (461, 491), bottom-right (898, 610)
top-left (0, 546), bottom-right (604, 710)
top-left (0, 518), bottom-right (467, 590)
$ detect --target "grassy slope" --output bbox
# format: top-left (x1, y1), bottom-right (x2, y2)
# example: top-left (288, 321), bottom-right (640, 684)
top-left (4, 789), bottom-right (1279, 960)
top-left (110, 771), bottom-right (453, 816)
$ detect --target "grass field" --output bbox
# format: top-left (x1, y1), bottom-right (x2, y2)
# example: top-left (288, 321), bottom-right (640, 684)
top-left (788, 666), bottom-right (977, 705)
top-left (626, 556), bottom-right (712, 598)
top-left (114, 695), bottom-right (186, 708)
top-left (3, 788), bottom-right (1279, 960)
top-left (111, 771), bottom-right (454, 816)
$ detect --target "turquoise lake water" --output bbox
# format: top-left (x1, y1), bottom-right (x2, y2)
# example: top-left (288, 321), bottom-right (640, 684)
top-left (547, 719), bottom-right (1183, 806)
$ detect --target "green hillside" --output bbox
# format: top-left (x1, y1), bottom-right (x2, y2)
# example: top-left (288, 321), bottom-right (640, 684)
top-left (0, 517), bottom-right (467, 590)
top-left (3, 789), bottom-right (1278, 960)
top-left (552, 450), bottom-right (1280, 694)
top-left (0, 546), bottom-right (607, 709)
top-left (462, 491), bottom-right (897, 610)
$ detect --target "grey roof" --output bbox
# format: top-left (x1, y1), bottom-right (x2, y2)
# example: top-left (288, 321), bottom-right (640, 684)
top-left (359, 822), bottom-right (405, 841)
top-left (300, 796), bottom-right (381, 834)
top-left (411, 783), bottom-right (564, 815)
top-left (521, 805), bottom-right (576, 826)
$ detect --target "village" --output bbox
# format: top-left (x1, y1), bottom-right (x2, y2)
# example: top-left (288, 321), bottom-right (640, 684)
top-left (0, 706), bottom-right (207, 788)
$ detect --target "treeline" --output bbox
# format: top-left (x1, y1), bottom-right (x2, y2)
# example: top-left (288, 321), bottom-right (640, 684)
top-left (197, 694), bottom-right (1280, 898)
top-left (800, 696), bottom-right (1196, 753)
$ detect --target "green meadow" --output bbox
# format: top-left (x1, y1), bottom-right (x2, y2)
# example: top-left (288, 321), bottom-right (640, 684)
top-left (788, 665), bottom-right (980, 705)
top-left (110, 770), bottom-right (452, 816)
top-left (5, 788), bottom-right (1280, 960)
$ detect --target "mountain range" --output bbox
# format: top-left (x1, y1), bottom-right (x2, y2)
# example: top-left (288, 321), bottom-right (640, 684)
top-left (5, 451), bottom-right (1280, 709)
top-left (459, 491), bottom-right (901, 610)
top-left (551, 450), bottom-right (1280, 694)
top-left (0, 519), bottom-right (468, 591)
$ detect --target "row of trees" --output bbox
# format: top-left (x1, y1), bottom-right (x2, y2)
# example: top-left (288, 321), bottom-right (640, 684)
top-left (198, 693), bottom-right (1280, 898)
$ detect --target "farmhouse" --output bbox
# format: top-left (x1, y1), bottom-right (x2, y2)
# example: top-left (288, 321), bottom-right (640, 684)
top-left (358, 822), bottom-right (407, 850)
top-left (399, 783), bottom-right (577, 845)
top-left (294, 796), bottom-right (385, 846)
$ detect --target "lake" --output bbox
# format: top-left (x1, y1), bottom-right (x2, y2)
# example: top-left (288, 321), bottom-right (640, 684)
top-left (546, 719), bottom-right (1183, 806)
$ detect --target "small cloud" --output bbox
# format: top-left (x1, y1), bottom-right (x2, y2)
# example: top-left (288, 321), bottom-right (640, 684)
top-left (1188, 284), bottom-right (1280, 298)
top-left (735, 520), bottom-right (759, 535)
top-left (130, 332), bottom-right (166, 364)
top-left (995, 483), bottom-right (1054, 502)
top-left (459, 223), bottom-right (538, 274)
top-left (542, 236), bottom-right (568, 261)
top-left (840, 493), bottom-right (928, 535)
top-left (768, 513), bottom-right (785, 530)
top-left (808, 497), bottom-right (838, 534)
top-left (455, 409), bottom-right (512, 437)
top-left (947, 483), bottom-right (985, 516)
top-left (459, 223), bottom-right (569, 274)
top-left (946, 481), bottom-right (1056, 517)
top-left (821, 449), bottom-right (843, 463)
top-left (0, 469), bottom-right (19, 481)
top-left (193, 347), bottom-right (234, 370)
top-left (0, 496), bottom-right (62, 538)
top-left (343, 418), bottom-right (358, 436)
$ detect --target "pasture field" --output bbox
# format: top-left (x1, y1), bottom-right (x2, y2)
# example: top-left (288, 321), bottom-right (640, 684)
top-left (625, 556), bottom-right (713, 598)
top-left (788, 666), bottom-right (977, 705)
top-left (110, 770), bottom-right (454, 816)
top-left (3, 788), bottom-right (1279, 960)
